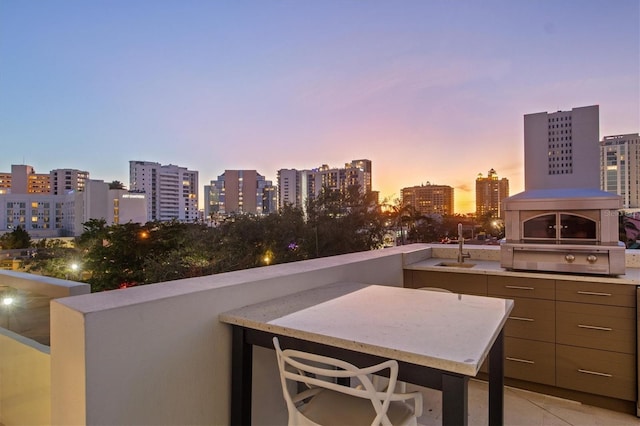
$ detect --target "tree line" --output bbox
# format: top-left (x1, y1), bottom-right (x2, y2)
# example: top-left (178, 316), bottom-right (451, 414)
top-left (3, 186), bottom-right (491, 292)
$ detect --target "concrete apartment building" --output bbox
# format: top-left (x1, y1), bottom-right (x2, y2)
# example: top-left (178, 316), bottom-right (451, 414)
top-left (475, 169), bottom-right (509, 218)
top-left (0, 192), bottom-right (82, 238)
top-left (306, 159), bottom-right (372, 199)
top-left (277, 169), bottom-right (303, 210)
top-left (83, 180), bottom-right (148, 226)
top-left (1, 165), bottom-right (89, 195)
top-left (129, 161), bottom-right (199, 223)
top-left (6, 165), bottom-right (51, 194)
top-left (204, 170), bottom-right (276, 219)
top-left (601, 133), bottom-right (640, 209)
top-left (51, 168), bottom-right (89, 195)
top-left (278, 159), bottom-right (373, 211)
top-left (401, 183), bottom-right (454, 216)
top-left (524, 105), bottom-right (600, 190)
top-left (0, 164), bottom-right (148, 237)
top-left (0, 180), bottom-right (148, 238)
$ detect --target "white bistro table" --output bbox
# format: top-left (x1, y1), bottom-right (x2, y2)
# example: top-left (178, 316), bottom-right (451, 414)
top-left (219, 282), bottom-right (514, 425)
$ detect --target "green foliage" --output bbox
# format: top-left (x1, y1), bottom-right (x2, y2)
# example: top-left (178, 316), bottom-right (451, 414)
top-left (19, 187), bottom-right (428, 292)
top-left (305, 186), bottom-right (386, 256)
top-left (22, 238), bottom-right (82, 278)
top-left (0, 226), bottom-right (32, 249)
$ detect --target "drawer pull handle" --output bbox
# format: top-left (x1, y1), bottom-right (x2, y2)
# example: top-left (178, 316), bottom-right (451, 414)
top-left (577, 291), bottom-right (612, 297)
top-left (505, 285), bottom-right (535, 290)
top-left (509, 316), bottom-right (534, 322)
top-left (578, 324), bottom-right (612, 331)
top-left (578, 369), bottom-right (612, 378)
top-left (506, 357), bottom-right (535, 364)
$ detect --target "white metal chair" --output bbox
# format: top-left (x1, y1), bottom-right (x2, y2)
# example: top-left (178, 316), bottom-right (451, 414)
top-left (273, 337), bottom-right (423, 426)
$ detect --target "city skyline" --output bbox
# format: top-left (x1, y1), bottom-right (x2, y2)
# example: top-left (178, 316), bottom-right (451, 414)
top-left (1, 1), bottom-right (638, 213)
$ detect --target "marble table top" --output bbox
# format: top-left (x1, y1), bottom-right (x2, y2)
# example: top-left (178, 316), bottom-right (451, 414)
top-left (219, 282), bottom-right (514, 376)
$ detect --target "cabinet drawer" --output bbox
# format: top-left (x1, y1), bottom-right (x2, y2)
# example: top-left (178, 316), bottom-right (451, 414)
top-left (556, 280), bottom-right (636, 307)
top-left (556, 345), bottom-right (636, 401)
top-left (488, 276), bottom-right (555, 300)
top-left (505, 337), bottom-right (555, 386)
top-left (556, 301), bottom-right (635, 354)
top-left (409, 271), bottom-right (487, 296)
top-left (504, 297), bottom-right (555, 343)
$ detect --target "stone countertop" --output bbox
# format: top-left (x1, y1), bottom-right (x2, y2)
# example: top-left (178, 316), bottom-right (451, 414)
top-left (405, 257), bottom-right (640, 285)
top-left (220, 281), bottom-right (513, 376)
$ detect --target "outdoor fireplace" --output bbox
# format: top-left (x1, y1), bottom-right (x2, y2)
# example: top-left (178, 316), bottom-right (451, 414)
top-left (500, 188), bottom-right (625, 276)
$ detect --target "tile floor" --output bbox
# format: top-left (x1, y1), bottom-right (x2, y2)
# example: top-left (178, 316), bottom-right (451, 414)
top-left (413, 380), bottom-right (640, 426)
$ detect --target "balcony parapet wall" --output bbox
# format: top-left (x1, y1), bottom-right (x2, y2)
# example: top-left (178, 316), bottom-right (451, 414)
top-left (50, 244), bottom-right (432, 425)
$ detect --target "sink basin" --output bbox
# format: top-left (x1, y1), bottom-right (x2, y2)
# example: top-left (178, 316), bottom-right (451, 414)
top-left (436, 262), bottom-right (476, 268)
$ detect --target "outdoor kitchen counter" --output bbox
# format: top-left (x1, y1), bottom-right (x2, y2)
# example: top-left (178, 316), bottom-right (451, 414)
top-left (404, 255), bottom-right (639, 415)
top-left (405, 257), bottom-right (640, 285)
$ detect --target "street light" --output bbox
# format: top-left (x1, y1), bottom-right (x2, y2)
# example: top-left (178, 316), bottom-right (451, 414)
top-left (2, 295), bottom-right (14, 330)
top-left (66, 262), bottom-right (80, 280)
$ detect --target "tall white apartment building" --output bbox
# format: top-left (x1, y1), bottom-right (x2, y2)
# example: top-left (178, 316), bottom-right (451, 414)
top-left (305, 159), bottom-right (372, 201)
top-left (601, 133), bottom-right (640, 208)
top-left (278, 159), bottom-right (373, 211)
top-left (524, 105), bottom-right (600, 190)
top-left (51, 168), bottom-right (89, 194)
top-left (129, 161), bottom-right (199, 222)
top-left (277, 169), bottom-right (302, 210)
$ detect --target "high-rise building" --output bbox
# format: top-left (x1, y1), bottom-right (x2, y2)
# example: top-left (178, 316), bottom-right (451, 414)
top-left (277, 159), bottom-right (373, 212)
top-left (524, 105), bottom-right (600, 190)
top-left (8, 165), bottom-right (51, 194)
top-left (601, 133), bottom-right (640, 208)
top-left (0, 165), bottom-right (89, 195)
top-left (51, 169), bottom-right (89, 194)
top-left (0, 179), bottom-right (148, 238)
top-left (306, 160), bottom-right (372, 198)
top-left (475, 169), bottom-right (509, 218)
top-left (277, 169), bottom-right (302, 210)
top-left (349, 159), bottom-right (372, 192)
top-left (401, 183), bottom-right (454, 216)
top-left (129, 161), bottom-right (199, 222)
top-left (204, 170), bottom-right (275, 218)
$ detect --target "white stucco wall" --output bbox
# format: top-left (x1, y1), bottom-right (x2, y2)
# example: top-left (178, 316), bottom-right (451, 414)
top-left (50, 245), bottom-right (431, 425)
top-left (0, 330), bottom-right (50, 425)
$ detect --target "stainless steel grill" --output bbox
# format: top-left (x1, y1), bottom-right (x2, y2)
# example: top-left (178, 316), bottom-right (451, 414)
top-left (500, 188), bottom-right (625, 276)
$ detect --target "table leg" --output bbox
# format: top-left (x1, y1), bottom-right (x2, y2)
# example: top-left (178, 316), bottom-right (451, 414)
top-left (231, 326), bottom-right (252, 426)
top-left (442, 373), bottom-right (468, 426)
top-left (488, 329), bottom-right (505, 426)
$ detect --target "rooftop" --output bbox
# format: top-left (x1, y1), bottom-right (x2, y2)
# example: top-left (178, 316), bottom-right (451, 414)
top-left (1, 244), bottom-right (639, 425)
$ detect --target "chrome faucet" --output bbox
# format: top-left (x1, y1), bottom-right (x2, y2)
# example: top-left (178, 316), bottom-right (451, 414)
top-left (457, 223), bottom-right (471, 263)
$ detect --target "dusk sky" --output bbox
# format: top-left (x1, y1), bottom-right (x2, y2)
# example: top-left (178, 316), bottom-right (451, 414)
top-left (1, 1), bottom-right (638, 213)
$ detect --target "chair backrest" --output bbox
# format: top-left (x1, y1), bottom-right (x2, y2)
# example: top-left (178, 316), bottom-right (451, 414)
top-left (273, 337), bottom-right (400, 426)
